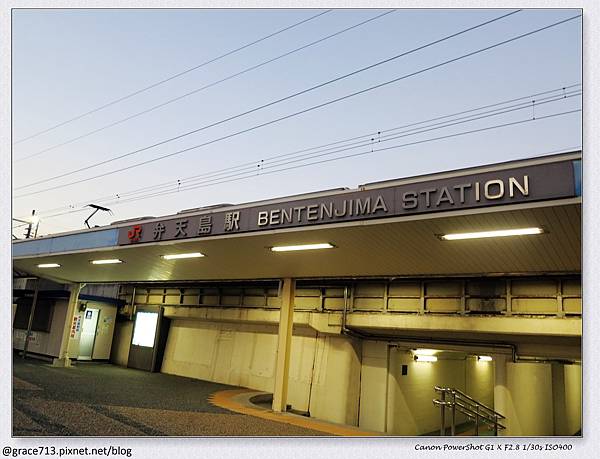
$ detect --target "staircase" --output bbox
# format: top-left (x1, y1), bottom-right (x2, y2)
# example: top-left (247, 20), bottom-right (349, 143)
top-left (433, 386), bottom-right (505, 436)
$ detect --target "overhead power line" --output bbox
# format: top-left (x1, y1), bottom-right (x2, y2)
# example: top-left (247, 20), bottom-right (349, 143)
top-left (33, 108), bottom-right (581, 223)
top-left (25, 91), bottom-right (580, 220)
top-left (78, 96), bottom-right (584, 203)
top-left (16, 10), bottom-right (397, 162)
top-left (12, 9), bottom-right (332, 145)
top-left (15, 9), bottom-right (522, 191)
top-left (29, 85), bottom-right (581, 217)
top-left (14, 12), bottom-right (580, 198)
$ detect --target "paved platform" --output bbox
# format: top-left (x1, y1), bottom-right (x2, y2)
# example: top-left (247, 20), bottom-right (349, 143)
top-left (210, 390), bottom-right (380, 436)
top-left (13, 358), bottom-right (328, 436)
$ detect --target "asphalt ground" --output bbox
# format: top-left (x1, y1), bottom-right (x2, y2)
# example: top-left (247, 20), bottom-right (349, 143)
top-left (12, 357), bottom-right (327, 437)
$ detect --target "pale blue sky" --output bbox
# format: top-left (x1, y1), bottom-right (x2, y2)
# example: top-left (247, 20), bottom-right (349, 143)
top-left (11, 8), bottom-right (582, 234)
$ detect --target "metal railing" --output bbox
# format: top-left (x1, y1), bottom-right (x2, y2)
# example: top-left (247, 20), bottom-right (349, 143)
top-left (433, 386), bottom-right (506, 436)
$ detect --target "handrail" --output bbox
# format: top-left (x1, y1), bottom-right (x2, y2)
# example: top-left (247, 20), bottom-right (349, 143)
top-left (435, 386), bottom-right (505, 419)
top-left (433, 399), bottom-right (506, 430)
top-left (433, 386), bottom-right (506, 436)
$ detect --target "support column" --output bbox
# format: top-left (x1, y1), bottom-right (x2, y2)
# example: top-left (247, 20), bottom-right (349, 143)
top-left (21, 278), bottom-right (40, 359)
top-left (493, 354), bottom-right (509, 436)
top-left (552, 363), bottom-right (567, 435)
top-left (563, 364), bottom-right (582, 435)
top-left (53, 283), bottom-right (83, 368)
top-left (272, 278), bottom-right (295, 412)
top-left (506, 362), bottom-right (554, 435)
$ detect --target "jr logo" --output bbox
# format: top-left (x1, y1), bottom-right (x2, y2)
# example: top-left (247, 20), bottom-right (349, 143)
top-left (127, 225), bottom-right (142, 242)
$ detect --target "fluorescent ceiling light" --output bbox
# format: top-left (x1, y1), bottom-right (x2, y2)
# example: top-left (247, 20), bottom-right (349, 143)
top-left (413, 348), bottom-right (438, 356)
top-left (414, 355), bottom-right (438, 362)
top-left (440, 227), bottom-right (543, 241)
top-left (271, 243), bottom-right (334, 252)
top-left (162, 252), bottom-right (205, 260)
top-left (37, 263), bottom-right (60, 268)
top-left (91, 259), bottom-right (123, 265)
top-left (478, 355), bottom-right (493, 362)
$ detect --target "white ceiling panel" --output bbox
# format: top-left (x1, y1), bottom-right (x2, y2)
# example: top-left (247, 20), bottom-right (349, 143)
top-left (13, 203), bottom-right (581, 283)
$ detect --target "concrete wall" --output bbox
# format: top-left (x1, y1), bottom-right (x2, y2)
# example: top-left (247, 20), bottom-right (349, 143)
top-left (12, 299), bottom-right (68, 358)
top-left (307, 335), bottom-right (362, 426)
top-left (563, 364), bottom-right (582, 435)
top-left (503, 362), bottom-right (554, 436)
top-left (110, 321), bottom-right (133, 367)
top-left (160, 318), bottom-right (362, 425)
top-left (287, 328), bottom-right (318, 412)
top-left (358, 345), bottom-right (494, 435)
top-left (157, 316), bottom-right (577, 435)
top-left (161, 319), bottom-right (279, 393)
top-left (386, 348), bottom-right (468, 435)
top-left (552, 363), bottom-right (582, 435)
top-left (465, 355), bottom-right (494, 409)
top-left (359, 341), bottom-right (388, 432)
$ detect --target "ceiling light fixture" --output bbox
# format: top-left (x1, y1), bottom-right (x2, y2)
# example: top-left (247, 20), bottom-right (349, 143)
top-left (439, 227), bottom-right (544, 241)
top-left (162, 252), bottom-right (205, 260)
top-left (413, 348), bottom-right (438, 356)
top-left (37, 263), bottom-right (61, 268)
top-left (414, 355), bottom-right (438, 363)
top-left (478, 355), bottom-right (493, 362)
top-left (271, 243), bottom-right (334, 252)
top-left (90, 259), bottom-right (123, 265)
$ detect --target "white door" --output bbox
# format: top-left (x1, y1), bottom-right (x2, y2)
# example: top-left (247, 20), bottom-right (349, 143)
top-left (78, 308), bottom-right (99, 360)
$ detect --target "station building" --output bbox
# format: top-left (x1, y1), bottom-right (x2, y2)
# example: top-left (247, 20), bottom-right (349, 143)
top-left (12, 151), bottom-right (582, 436)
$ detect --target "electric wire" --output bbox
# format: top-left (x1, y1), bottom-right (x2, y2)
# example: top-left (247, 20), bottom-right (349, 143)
top-left (38, 108), bottom-right (582, 221)
top-left (15, 13), bottom-right (581, 199)
top-left (30, 83), bottom-right (581, 216)
top-left (12, 9), bottom-right (332, 145)
top-left (90, 97), bottom-right (582, 203)
top-left (81, 90), bottom-right (588, 207)
top-left (29, 84), bottom-right (580, 217)
top-left (28, 103), bottom-right (581, 221)
top-left (15, 9), bottom-right (523, 191)
top-left (16, 10), bottom-right (397, 162)
top-left (248, 91), bottom-right (582, 168)
top-left (249, 110), bottom-right (581, 187)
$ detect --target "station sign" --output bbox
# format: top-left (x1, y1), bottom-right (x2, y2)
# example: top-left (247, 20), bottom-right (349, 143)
top-left (118, 159), bottom-right (579, 245)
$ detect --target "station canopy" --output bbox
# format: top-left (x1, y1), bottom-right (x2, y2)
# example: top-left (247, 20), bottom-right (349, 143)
top-left (13, 152), bottom-right (581, 284)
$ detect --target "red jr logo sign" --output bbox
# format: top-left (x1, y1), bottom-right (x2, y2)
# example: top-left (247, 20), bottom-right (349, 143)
top-left (127, 225), bottom-right (142, 242)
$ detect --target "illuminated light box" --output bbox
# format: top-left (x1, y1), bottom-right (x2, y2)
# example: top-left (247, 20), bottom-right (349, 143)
top-left (132, 311), bottom-right (158, 348)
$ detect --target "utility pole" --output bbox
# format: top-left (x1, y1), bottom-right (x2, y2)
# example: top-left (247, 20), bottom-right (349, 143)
top-left (23, 210), bottom-right (39, 239)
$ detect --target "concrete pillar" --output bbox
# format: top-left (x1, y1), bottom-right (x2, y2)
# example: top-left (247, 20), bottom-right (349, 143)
top-left (359, 341), bottom-right (388, 432)
top-left (272, 278), bottom-right (295, 412)
top-left (563, 364), bottom-right (582, 435)
top-left (493, 354), bottom-right (509, 436)
top-left (53, 283), bottom-right (83, 367)
top-left (552, 363), bottom-right (568, 435)
top-left (21, 278), bottom-right (40, 359)
top-left (502, 362), bottom-right (554, 436)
